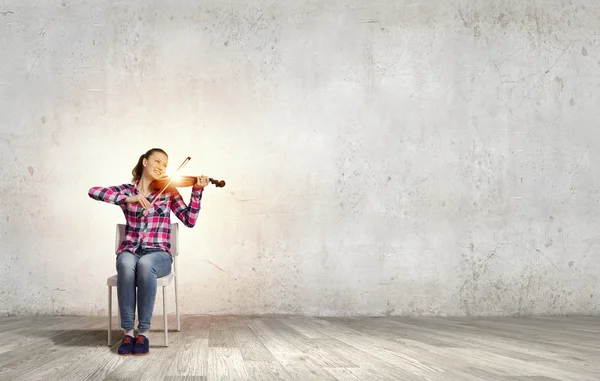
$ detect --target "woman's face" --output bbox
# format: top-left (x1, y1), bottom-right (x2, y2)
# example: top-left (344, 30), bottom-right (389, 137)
top-left (143, 152), bottom-right (168, 180)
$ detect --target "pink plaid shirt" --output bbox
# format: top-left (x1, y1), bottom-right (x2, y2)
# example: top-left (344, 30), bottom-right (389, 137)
top-left (88, 181), bottom-right (203, 256)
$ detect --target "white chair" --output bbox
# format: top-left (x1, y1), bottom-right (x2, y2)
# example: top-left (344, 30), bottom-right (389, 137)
top-left (107, 223), bottom-right (181, 346)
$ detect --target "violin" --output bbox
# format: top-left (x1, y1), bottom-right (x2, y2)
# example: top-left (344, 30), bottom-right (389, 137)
top-left (137, 156), bottom-right (223, 217)
top-left (151, 175), bottom-right (226, 191)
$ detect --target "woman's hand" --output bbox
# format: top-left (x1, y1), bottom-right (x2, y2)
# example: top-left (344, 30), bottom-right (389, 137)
top-left (194, 175), bottom-right (210, 189)
top-left (126, 195), bottom-right (151, 209)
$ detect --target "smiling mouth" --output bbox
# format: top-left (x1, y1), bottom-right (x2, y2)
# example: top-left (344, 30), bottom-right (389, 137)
top-left (154, 170), bottom-right (162, 176)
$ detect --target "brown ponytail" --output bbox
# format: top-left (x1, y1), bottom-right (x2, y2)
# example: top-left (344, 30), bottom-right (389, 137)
top-left (131, 148), bottom-right (168, 182)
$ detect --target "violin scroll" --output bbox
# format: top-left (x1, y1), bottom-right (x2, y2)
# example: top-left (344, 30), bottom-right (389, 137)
top-left (209, 178), bottom-right (226, 187)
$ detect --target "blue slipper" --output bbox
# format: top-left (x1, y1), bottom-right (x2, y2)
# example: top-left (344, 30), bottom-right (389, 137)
top-left (133, 335), bottom-right (149, 356)
top-left (117, 335), bottom-right (135, 356)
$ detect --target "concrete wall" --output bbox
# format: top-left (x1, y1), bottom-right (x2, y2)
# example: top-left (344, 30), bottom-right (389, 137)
top-left (1, 0), bottom-right (599, 317)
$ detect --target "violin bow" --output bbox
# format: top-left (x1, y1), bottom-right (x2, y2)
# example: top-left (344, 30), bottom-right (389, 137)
top-left (136, 156), bottom-right (191, 218)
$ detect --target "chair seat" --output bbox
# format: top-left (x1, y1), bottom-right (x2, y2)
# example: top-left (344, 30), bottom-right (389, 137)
top-left (106, 272), bottom-right (174, 287)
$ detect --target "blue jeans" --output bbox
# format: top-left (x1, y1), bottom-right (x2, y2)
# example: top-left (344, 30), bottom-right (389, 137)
top-left (116, 250), bottom-right (172, 330)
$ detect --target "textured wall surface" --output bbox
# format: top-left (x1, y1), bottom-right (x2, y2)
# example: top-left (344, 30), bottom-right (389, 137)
top-left (1, 0), bottom-right (599, 317)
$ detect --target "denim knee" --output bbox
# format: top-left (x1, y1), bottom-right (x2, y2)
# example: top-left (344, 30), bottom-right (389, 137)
top-left (136, 260), bottom-right (154, 281)
top-left (116, 252), bottom-right (137, 276)
top-left (137, 252), bottom-right (172, 280)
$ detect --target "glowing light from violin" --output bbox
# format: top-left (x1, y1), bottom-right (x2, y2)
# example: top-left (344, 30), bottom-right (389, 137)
top-left (165, 169), bottom-right (180, 180)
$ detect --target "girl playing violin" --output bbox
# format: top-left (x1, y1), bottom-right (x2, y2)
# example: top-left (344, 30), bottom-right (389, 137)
top-left (88, 148), bottom-right (209, 356)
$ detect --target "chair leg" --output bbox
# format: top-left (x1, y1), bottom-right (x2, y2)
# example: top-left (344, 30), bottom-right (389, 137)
top-left (108, 285), bottom-right (112, 346)
top-left (134, 288), bottom-right (138, 330)
top-left (163, 286), bottom-right (168, 346)
top-left (174, 274), bottom-right (180, 332)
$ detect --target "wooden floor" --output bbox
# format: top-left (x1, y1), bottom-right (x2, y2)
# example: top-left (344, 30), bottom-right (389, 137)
top-left (0, 315), bottom-right (598, 381)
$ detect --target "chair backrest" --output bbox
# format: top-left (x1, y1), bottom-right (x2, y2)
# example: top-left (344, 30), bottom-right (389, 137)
top-left (115, 223), bottom-right (179, 257)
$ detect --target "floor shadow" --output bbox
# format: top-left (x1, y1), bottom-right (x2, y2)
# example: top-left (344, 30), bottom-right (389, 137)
top-left (27, 329), bottom-right (110, 347)
top-left (31, 329), bottom-right (177, 351)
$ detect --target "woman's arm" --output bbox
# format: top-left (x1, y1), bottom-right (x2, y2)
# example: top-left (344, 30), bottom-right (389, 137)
top-left (88, 184), bottom-right (132, 205)
top-left (170, 186), bottom-right (203, 227)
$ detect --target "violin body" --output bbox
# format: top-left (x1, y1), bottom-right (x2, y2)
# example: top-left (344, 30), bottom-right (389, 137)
top-left (151, 175), bottom-right (225, 191)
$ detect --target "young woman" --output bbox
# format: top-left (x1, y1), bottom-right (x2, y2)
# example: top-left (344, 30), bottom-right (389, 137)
top-left (88, 148), bottom-right (209, 356)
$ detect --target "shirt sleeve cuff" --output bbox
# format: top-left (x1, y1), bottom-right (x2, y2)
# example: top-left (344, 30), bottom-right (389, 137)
top-left (115, 195), bottom-right (128, 205)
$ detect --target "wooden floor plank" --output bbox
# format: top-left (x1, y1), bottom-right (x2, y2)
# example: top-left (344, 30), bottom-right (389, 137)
top-left (231, 325), bottom-right (276, 361)
top-left (278, 357), bottom-right (340, 381)
top-left (244, 360), bottom-right (294, 381)
top-left (0, 315), bottom-right (598, 380)
top-left (207, 347), bottom-right (250, 381)
top-left (166, 315), bottom-right (210, 378)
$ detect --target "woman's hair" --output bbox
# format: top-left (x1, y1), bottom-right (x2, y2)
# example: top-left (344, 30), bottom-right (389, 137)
top-left (131, 148), bottom-right (168, 182)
